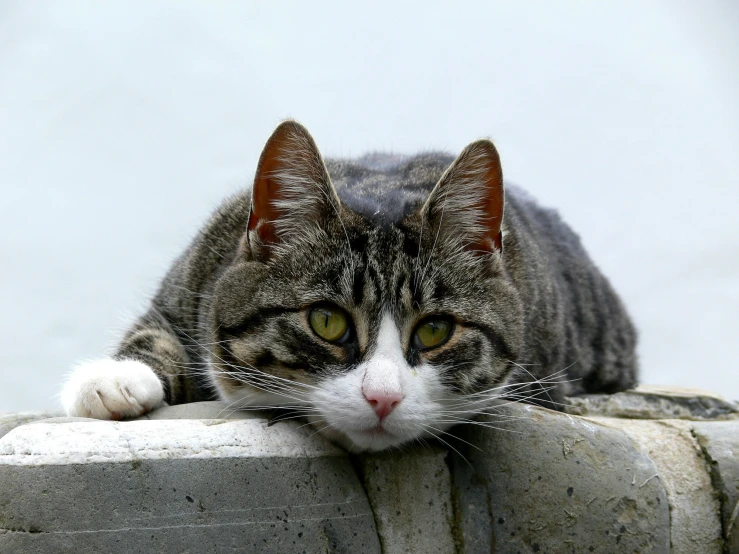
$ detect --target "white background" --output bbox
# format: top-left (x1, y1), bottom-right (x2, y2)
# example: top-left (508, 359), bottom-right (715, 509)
top-left (1, 1), bottom-right (737, 411)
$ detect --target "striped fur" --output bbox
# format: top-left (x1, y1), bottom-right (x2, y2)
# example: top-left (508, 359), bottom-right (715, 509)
top-left (65, 121), bottom-right (638, 451)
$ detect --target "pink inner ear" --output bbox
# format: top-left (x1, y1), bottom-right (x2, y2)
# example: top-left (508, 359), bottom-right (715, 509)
top-left (481, 168), bottom-right (504, 252)
top-left (247, 126), bottom-right (294, 246)
top-left (247, 172), bottom-right (280, 246)
top-left (468, 145), bottom-right (504, 254)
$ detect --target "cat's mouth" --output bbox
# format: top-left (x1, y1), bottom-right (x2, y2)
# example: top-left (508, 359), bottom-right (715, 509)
top-left (338, 424), bottom-right (406, 452)
top-left (362, 424), bottom-right (392, 437)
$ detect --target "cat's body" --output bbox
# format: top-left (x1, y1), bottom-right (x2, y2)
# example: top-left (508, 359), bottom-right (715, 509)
top-left (62, 122), bottom-right (637, 452)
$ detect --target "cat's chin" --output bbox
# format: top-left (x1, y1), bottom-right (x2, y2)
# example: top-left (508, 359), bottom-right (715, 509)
top-left (312, 423), bottom-right (418, 453)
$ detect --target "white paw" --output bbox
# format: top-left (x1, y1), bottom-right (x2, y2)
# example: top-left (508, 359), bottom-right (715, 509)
top-left (61, 359), bottom-right (166, 419)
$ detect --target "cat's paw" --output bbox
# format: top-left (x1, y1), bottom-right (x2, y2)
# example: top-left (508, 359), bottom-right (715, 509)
top-left (61, 359), bottom-right (166, 419)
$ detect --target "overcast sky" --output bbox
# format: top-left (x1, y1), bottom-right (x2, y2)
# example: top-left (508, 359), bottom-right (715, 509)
top-left (1, 1), bottom-right (738, 411)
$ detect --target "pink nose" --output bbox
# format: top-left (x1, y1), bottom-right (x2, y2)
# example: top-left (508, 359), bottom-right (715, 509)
top-left (363, 391), bottom-right (404, 420)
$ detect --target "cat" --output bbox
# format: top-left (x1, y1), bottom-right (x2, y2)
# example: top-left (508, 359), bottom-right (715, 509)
top-left (61, 120), bottom-right (638, 452)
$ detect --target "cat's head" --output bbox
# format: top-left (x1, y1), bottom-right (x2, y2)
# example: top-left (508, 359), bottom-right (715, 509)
top-left (209, 121), bottom-right (524, 452)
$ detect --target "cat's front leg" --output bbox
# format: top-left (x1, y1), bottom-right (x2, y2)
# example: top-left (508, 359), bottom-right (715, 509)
top-left (61, 308), bottom-right (208, 419)
top-left (61, 358), bottom-right (166, 419)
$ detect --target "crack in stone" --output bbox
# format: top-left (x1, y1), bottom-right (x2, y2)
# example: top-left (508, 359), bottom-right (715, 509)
top-left (347, 454), bottom-right (385, 553)
top-left (0, 511), bottom-right (375, 536)
top-left (690, 426), bottom-right (730, 545)
top-left (728, 500), bottom-right (739, 542)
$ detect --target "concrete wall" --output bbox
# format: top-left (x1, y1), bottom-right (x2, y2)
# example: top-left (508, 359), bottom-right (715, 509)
top-left (1, 388), bottom-right (737, 553)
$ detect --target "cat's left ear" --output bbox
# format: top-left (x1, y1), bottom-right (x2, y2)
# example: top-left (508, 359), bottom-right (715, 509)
top-left (246, 120), bottom-right (339, 259)
top-left (421, 139), bottom-right (504, 254)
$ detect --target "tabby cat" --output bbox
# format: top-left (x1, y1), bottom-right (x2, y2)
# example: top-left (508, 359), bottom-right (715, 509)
top-left (61, 121), bottom-right (637, 452)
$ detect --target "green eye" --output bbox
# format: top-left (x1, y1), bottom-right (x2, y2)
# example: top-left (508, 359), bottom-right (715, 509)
top-left (414, 318), bottom-right (453, 350)
top-left (309, 305), bottom-right (350, 343)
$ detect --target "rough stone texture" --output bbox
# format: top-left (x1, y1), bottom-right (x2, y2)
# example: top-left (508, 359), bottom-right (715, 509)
top-left (593, 418), bottom-right (724, 554)
top-left (0, 411), bottom-right (59, 440)
top-left (450, 403), bottom-right (671, 553)
top-left (0, 417), bottom-right (380, 553)
top-left (357, 445), bottom-right (457, 554)
top-left (693, 421), bottom-right (739, 553)
top-left (2, 390), bottom-right (739, 553)
top-left (566, 385), bottom-right (739, 421)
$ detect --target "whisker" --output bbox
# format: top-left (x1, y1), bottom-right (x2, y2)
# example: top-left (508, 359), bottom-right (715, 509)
top-left (418, 423), bottom-right (470, 466)
top-left (420, 423), bottom-right (483, 453)
top-left (439, 418), bottom-right (525, 434)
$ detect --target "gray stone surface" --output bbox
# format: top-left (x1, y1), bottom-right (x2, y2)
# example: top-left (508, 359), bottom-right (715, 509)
top-left (594, 418), bottom-right (723, 554)
top-left (0, 411), bottom-right (59, 440)
top-left (0, 417), bottom-right (380, 553)
top-left (3, 396), bottom-right (739, 552)
top-left (450, 403), bottom-right (671, 553)
top-left (567, 385), bottom-right (739, 421)
top-left (358, 444), bottom-right (457, 554)
top-left (693, 421), bottom-right (739, 553)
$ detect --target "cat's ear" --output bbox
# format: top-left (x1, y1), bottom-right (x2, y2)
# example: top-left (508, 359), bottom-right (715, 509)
top-left (246, 120), bottom-right (339, 258)
top-left (421, 139), bottom-right (504, 254)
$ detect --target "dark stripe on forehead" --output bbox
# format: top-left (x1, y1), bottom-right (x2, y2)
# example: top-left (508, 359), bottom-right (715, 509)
top-left (409, 277), bottom-right (424, 309)
top-left (366, 264), bottom-right (383, 303)
top-left (394, 273), bottom-right (407, 304)
top-left (432, 281), bottom-right (449, 301)
top-left (402, 235), bottom-right (420, 258)
top-left (349, 233), bottom-right (369, 253)
top-left (352, 269), bottom-right (366, 306)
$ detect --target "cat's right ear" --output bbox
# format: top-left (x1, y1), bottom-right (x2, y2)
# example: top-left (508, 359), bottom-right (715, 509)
top-left (244, 120), bottom-right (339, 260)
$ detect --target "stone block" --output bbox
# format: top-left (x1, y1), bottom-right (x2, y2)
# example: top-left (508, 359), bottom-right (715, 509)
top-left (450, 402), bottom-right (671, 553)
top-left (594, 418), bottom-right (723, 554)
top-left (0, 411), bottom-right (59, 440)
top-left (566, 385), bottom-right (739, 421)
top-left (3, 396), bottom-right (739, 553)
top-left (0, 417), bottom-right (380, 553)
top-left (693, 421), bottom-right (739, 553)
top-left (358, 444), bottom-right (457, 554)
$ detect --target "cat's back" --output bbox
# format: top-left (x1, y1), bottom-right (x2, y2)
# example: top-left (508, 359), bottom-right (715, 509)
top-left (326, 152), bottom-right (577, 247)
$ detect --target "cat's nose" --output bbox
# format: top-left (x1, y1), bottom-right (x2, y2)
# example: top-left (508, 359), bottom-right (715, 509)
top-left (363, 390), bottom-right (404, 420)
